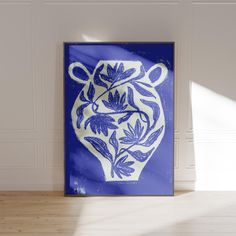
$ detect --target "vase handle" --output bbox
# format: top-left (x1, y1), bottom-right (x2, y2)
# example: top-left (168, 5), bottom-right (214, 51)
top-left (68, 62), bottom-right (90, 84)
top-left (147, 63), bottom-right (168, 87)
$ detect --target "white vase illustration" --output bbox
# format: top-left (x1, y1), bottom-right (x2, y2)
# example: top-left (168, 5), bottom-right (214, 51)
top-left (68, 60), bottom-right (168, 181)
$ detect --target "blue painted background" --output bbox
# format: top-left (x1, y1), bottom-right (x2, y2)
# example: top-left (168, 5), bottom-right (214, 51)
top-left (64, 43), bottom-right (174, 195)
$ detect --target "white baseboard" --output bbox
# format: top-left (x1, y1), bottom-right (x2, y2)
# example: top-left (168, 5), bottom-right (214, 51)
top-left (0, 183), bottom-right (63, 191)
top-left (0, 181), bottom-right (195, 191)
top-left (175, 181), bottom-right (195, 191)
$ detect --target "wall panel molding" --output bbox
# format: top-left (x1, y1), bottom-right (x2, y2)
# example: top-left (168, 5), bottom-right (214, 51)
top-left (1, 0), bottom-right (235, 191)
top-left (0, 1), bottom-right (31, 4)
top-left (0, 142), bottom-right (36, 169)
top-left (44, 0), bottom-right (181, 5)
top-left (0, 2), bottom-right (35, 131)
top-left (192, 1), bottom-right (236, 5)
top-left (174, 140), bottom-right (180, 169)
top-left (0, 0), bottom-right (185, 190)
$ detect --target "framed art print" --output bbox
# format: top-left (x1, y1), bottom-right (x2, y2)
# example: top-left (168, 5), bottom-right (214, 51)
top-left (64, 42), bottom-right (174, 196)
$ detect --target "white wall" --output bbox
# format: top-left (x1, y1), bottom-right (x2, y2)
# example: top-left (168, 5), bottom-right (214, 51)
top-left (1, 0), bottom-right (236, 190)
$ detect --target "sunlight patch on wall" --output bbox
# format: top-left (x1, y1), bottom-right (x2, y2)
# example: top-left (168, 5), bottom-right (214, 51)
top-left (82, 34), bottom-right (103, 42)
top-left (191, 82), bottom-right (236, 190)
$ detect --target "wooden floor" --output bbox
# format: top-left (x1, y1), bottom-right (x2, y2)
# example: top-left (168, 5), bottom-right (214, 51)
top-left (0, 192), bottom-right (236, 236)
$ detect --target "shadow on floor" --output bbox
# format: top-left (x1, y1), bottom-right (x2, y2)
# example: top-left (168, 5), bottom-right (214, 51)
top-left (138, 191), bottom-right (236, 236)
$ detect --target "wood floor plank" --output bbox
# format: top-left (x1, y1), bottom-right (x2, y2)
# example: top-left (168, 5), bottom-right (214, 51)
top-left (0, 191), bottom-right (236, 235)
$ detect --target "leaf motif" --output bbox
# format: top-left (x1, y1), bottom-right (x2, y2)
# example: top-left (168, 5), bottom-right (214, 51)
top-left (133, 65), bottom-right (145, 81)
top-left (139, 112), bottom-right (147, 123)
top-left (100, 74), bottom-right (113, 83)
top-left (119, 136), bottom-right (134, 145)
top-left (118, 68), bottom-right (136, 81)
top-left (114, 155), bottom-right (135, 178)
top-left (127, 148), bottom-right (154, 162)
top-left (119, 120), bottom-right (143, 145)
top-left (107, 64), bottom-right (114, 77)
top-left (102, 90), bottom-right (127, 111)
top-left (87, 82), bottom-right (95, 101)
top-left (79, 91), bottom-right (87, 102)
top-left (118, 113), bottom-right (132, 124)
top-left (102, 100), bottom-right (112, 110)
top-left (117, 63), bottom-right (124, 74)
top-left (84, 114), bottom-right (117, 136)
top-left (113, 90), bottom-right (120, 103)
top-left (141, 99), bottom-right (160, 127)
top-left (131, 81), bottom-right (156, 98)
top-left (127, 87), bottom-right (138, 109)
top-left (128, 123), bottom-right (135, 136)
top-left (108, 91), bottom-right (113, 102)
top-left (120, 92), bottom-right (126, 104)
top-left (84, 137), bottom-right (113, 162)
top-left (76, 103), bottom-right (89, 128)
top-left (134, 119), bottom-right (143, 137)
top-left (94, 64), bottom-right (108, 89)
top-left (123, 68), bottom-right (135, 78)
top-left (136, 81), bottom-right (152, 88)
top-left (135, 120), bottom-right (141, 133)
top-left (113, 63), bottom-right (118, 71)
top-left (109, 131), bottom-right (118, 154)
top-left (140, 126), bottom-right (164, 147)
